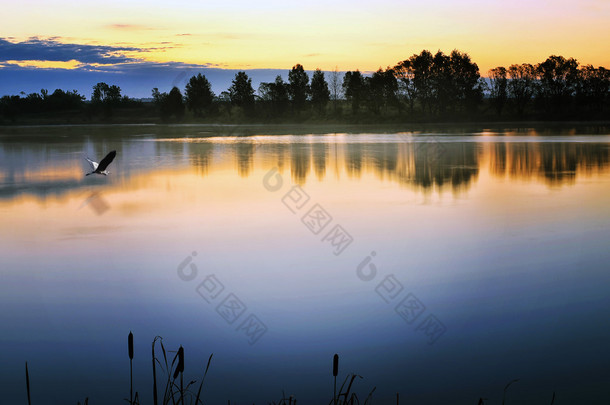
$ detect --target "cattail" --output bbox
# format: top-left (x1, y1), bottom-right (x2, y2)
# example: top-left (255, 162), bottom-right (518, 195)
top-left (128, 332), bottom-right (134, 359)
top-left (332, 354), bottom-right (339, 405)
top-left (333, 354), bottom-right (339, 377)
top-left (128, 331), bottom-right (134, 405)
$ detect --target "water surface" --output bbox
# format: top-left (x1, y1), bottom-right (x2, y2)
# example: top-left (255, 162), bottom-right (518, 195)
top-left (1, 125), bottom-right (609, 404)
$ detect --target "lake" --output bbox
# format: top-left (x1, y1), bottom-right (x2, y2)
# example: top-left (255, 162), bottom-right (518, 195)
top-left (1, 124), bottom-right (609, 404)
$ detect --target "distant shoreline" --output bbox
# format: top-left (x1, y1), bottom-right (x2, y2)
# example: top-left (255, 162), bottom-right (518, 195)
top-left (1, 120), bottom-right (609, 135)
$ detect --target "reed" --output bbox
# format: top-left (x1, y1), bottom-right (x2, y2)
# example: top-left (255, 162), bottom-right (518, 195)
top-left (502, 379), bottom-right (519, 405)
top-left (25, 361), bottom-right (31, 405)
top-left (152, 336), bottom-right (162, 405)
top-left (175, 346), bottom-right (184, 405)
top-left (194, 353), bottom-right (213, 405)
top-left (128, 331), bottom-right (134, 405)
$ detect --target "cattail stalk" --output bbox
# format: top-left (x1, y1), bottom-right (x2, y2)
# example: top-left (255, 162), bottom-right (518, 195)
top-left (128, 331), bottom-right (134, 405)
top-left (333, 354), bottom-right (339, 405)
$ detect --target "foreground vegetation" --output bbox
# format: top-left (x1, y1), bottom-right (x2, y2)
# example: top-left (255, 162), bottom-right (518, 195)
top-left (1, 50), bottom-right (608, 125)
top-left (21, 332), bottom-right (559, 405)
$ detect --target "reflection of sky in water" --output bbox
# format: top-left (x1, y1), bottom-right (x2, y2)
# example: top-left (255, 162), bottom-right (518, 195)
top-left (0, 127), bottom-right (609, 404)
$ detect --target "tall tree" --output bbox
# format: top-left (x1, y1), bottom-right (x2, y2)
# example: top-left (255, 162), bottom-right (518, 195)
top-left (407, 50), bottom-right (435, 114)
top-left (310, 68), bottom-right (330, 114)
top-left (92, 82), bottom-right (121, 105)
top-left (535, 55), bottom-right (579, 115)
top-left (92, 82), bottom-right (122, 116)
top-left (365, 69), bottom-right (385, 114)
top-left (507, 63), bottom-right (536, 117)
top-left (576, 65), bottom-right (610, 114)
top-left (431, 51), bottom-right (453, 114)
top-left (393, 59), bottom-right (417, 113)
top-left (288, 64), bottom-right (310, 112)
top-left (259, 75), bottom-right (289, 116)
top-left (488, 67), bottom-right (508, 116)
top-left (329, 66), bottom-right (343, 114)
top-left (342, 70), bottom-right (365, 114)
top-left (151, 87), bottom-right (184, 120)
top-left (185, 73), bottom-right (214, 117)
top-left (167, 87), bottom-right (185, 119)
top-left (229, 71), bottom-right (255, 112)
top-left (449, 50), bottom-right (482, 113)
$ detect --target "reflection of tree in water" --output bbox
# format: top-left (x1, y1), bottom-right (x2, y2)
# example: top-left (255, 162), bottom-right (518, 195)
top-left (369, 143), bottom-right (398, 181)
top-left (235, 143), bottom-right (256, 177)
top-left (180, 135), bottom-right (610, 193)
top-left (189, 143), bottom-right (214, 176)
top-left (268, 143), bottom-right (289, 172)
top-left (339, 141), bottom-right (479, 190)
top-left (489, 142), bottom-right (610, 185)
top-left (345, 143), bottom-right (363, 178)
top-left (290, 144), bottom-right (311, 185)
top-left (312, 142), bottom-right (327, 180)
top-left (418, 143), bottom-right (478, 189)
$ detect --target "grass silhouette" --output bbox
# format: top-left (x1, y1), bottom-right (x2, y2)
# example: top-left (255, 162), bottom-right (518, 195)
top-left (22, 332), bottom-right (556, 404)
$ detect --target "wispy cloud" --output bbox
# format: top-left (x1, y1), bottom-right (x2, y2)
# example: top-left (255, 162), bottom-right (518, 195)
top-left (0, 37), bottom-right (143, 64)
top-left (106, 24), bottom-right (158, 31)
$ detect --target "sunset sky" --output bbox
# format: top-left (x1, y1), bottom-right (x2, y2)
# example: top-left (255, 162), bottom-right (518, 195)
top-left (1, 0), bottom-right (609, 97)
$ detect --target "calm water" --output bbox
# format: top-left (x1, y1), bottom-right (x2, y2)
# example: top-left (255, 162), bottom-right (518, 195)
top-left (1, 125), bottom-right (609, 404)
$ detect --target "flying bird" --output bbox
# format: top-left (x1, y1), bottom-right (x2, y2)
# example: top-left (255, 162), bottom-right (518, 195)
top-left (85, 150), bottom-right (117, 176)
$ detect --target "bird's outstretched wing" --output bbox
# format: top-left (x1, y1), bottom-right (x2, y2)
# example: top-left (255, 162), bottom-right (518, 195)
top-left (85, 157), bottom-right (98, 171)
top-left (97, 150), bottom-right (117, 171)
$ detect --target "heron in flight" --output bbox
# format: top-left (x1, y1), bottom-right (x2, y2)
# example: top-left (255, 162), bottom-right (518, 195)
top-left (85, 150), bottom-right (116, 176)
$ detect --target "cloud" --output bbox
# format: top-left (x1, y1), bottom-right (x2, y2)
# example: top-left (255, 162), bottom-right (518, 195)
top-left (0, 37), bottom-right (326, 99)
top-left (106, 24), bottom-right (158, 31)
top-left (0, 37), bottom-right (143, 64)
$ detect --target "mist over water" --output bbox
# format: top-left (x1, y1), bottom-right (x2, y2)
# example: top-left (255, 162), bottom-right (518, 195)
top-left (1, 125), bottom-right (609, 404)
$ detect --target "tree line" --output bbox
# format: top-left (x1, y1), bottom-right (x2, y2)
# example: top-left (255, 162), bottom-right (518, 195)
top-left (1, 50), bottom-right (608, 123)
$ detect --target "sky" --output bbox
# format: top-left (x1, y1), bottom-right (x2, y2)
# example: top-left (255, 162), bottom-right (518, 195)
top-left (1, 0), bottom-right (609, 98)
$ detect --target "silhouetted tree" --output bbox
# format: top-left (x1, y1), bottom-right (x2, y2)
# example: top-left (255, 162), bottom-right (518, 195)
top-left (229, 71), bottom-right (255, 113)
top-left (259, 75), bottom-right (289, 117)
top-left (167, 87), bottom-right (185, 119)
top-left (185, 73), bottom-right (214, 117)
top-left (576, 65), bottom-right (610, 115)
top-left (488, 67), bottom-right (508, 116)
top-left (407, 50), bottom-right (435, 113)
top-left (449, 50), bottom-right (482, 114)
top-left (430, 51), bottom-right (453, 114)
top-left (329, 66), bottom-right (343, 114)
top-left (365, 70), bottom-right (384, 114)
top-left (310, 68), bottom-right (330, 114)
top-left (92, 82), bottom-right (122, 117)
top-left (92, 82), bottom-right (121, 104)
top-left (507, 63), bottom-right (536, 117)
top-left (342, 70), bottom-right (365, 114)
top-left (535, 55), bottom-right (579, 116)
top-left (288, 64), bottom-right (310, 112)
top-left (379, 68), bottom-right (398, 112)
top-left (151, 87), bottom-right (184, 120)
top-left (393, 60), bottom-right (417, 114)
